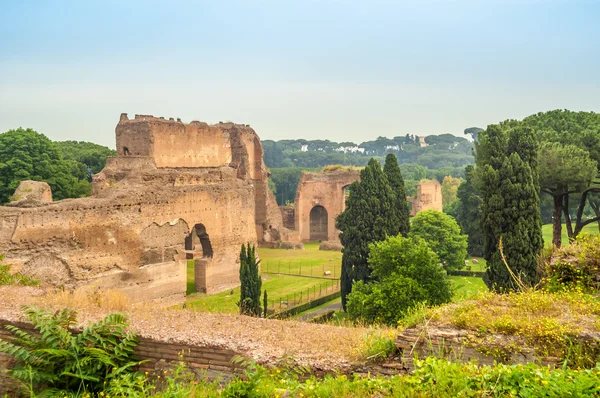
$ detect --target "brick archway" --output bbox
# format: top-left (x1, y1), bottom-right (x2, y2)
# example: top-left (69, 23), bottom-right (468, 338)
top-left (309, 205), bottom-right (328, 241)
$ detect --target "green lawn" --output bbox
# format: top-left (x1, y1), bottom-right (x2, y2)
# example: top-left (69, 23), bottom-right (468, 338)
top-left (448, 276), bottom-right (488, 302)
top-left (541, 223), bottom-right (599, 246)
top-left (464, 257), bottom-right (486, 272)
top-left (259, 242), bottom-right (342, 279)
top-left (186, 274), bottom-right (340, 314)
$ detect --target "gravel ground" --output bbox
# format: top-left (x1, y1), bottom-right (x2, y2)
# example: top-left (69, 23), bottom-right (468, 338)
top-left (0, 286), bottom-right (382, 372)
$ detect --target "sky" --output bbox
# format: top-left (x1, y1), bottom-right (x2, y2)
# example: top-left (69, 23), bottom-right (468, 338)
top-left (1, 0), bottom-right (599, 149)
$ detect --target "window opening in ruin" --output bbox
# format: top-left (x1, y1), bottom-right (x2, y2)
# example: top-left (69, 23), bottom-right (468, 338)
top-left (184, 223), bottom-right (213, 257)
top-left (123, 146), bottom-right (130, 156)
top-left (309, 205), bottom-right (328, 241)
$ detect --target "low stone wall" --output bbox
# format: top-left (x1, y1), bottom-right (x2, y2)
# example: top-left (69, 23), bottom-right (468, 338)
top-left (0, 319), bottom-right (245, 395)
top-left (396, 326), bottom-right (558, 371)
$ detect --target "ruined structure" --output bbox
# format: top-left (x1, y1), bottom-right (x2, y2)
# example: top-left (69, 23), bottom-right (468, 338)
top-left (407, 180), bottom-right (442, 216)
top-left (0, 114), bottom-right (284, 303)
top-left (288, 170), bottom-right (443, 242)
top-left (292, 169), bottom-right (360, 242)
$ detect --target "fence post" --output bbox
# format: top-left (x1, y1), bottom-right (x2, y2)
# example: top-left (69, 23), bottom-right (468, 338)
top-left (300, 261), bottom-right (302, 277)
top-left (278, 260), bottom-right (281, 274)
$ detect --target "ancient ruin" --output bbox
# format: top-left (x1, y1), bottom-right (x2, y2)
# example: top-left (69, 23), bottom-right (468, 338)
top-left (286, 169), bottom-right (444, 242)
top-left (0, 114), bottom-right (284, 303)
top-left (407, 180), bottom-right (443, 216)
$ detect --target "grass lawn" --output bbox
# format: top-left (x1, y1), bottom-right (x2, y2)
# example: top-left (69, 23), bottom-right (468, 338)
top-left (186, 274), bottom-right (340, 314)
top-left (258, 242), bottom-right (342, 279)
top-left (465, 257), bottom-right (486, 272)
top-left (448, 276), bottom-right (488, 302)
top-left (541, 223), bottom-right (599, 246)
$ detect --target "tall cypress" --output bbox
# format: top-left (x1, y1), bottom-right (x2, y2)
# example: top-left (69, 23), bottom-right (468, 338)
top-left (475, 125), bottom-right (543, 291)
top-left (238, 243), bottom-right (262, 316)
top-left (336, 158), bottom-right (398, 309)
top-left (383, 153), bottom-right (410, 236)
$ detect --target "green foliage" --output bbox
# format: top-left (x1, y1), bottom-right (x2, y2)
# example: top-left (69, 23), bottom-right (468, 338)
top-left (336, 159), bottom-right (405, 309)
top-left (0, 306), bottom-right (142, 395)
top-left (383, 154), bottom-right (410, 237)
top-left (263, 290), bottom-right (268, 318)
top-left (543, 234), bottom-right (600, 293)
top-left (409, 210), bottom-right (468, 271)
top-left (475, 125), bottom-right (543, 291)
top-left (0, 255), bottom-right (38, 286)
top-left (238, 244), bottom-right (262, 317)
top-left (454, 165), bottom-right (484, 257)
top-left (346, 235), bottom-right (452, 325)
top-left (441, 175), bottom-right (461, 206)
top-left (357, 330), bottom-right (397, 362)
top-left (54, 140), bottom-right (116, 176)
top-left (149, 357), bottom-right (600, 397)
top-left (0, 128), bottom-right (78, 203)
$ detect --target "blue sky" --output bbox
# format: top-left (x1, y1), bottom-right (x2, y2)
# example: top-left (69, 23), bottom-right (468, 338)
top-left (1, 0), bottom-right (599, 148)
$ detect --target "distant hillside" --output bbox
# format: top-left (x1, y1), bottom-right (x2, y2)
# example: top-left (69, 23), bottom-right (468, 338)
top-left (262, 133), bottom-right (474, 170)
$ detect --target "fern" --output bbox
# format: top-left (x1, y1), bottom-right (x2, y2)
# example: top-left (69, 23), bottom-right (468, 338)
top-left (0, 305), bottom-right (145, 395)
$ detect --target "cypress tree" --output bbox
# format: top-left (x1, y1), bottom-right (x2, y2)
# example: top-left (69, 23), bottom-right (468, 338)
top-left (336, 158), bottom-right (398, 309)
top-left (455, 165), bottom-right (484, 256)
top-left (238, 243), bottom-right (262, 316)
top-left (475, 125), bottom-right (543, 291)
top-left (383, 153), bottom-right (410, 236)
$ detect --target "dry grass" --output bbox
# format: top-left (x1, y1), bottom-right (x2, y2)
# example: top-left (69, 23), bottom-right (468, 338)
top-left (321, 165), bottom-right (362, 173)
top-left (0, 285), bottom-right (394, 371)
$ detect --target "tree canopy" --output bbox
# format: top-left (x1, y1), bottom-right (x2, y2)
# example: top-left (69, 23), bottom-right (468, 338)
top-left (345, 235), bottom-right (451, 325)
top-left (336, 158), bottom-right (406, 309)
top-left (409, 210), bottom-right (468, 271)
top-left (475, 125), bottom-right (543, 291)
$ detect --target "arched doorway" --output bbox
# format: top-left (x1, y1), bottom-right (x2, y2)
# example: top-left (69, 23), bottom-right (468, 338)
top-left (184, 223), bottom-right (213, 257)
top-left (309, 206), bottom-right (328, 241)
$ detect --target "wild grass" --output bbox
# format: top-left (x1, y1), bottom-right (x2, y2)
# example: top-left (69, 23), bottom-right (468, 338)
top-left (427, 289), bottom-right (600, 367)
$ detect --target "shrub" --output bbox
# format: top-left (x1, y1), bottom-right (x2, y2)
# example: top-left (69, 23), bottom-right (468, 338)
top-left (346, 235), bottom-right (452, 325)
top-left (409, 210), bottom-right (468, 271)
top-left (0, 306), bottom-right (143, 395)
top-left (543, 234), bottom-right (600, 293)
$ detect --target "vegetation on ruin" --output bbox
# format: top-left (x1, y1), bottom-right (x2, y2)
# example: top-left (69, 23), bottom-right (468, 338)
top-left (0, 256), bottom-right (38, 286)
top-left (409, 210), bottom-right (468, 271)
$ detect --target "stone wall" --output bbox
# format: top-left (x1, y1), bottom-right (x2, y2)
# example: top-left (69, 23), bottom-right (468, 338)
top-left (290, 170), bottom-right (444, 242)
top-left (0, 114), bottom-right (284, 303)
top-left (293, 170), bottom-right (360, 242)
top-left (396, 326), bottom-right (558, 372)
top-left (408, 180), bottom-right (442, 216)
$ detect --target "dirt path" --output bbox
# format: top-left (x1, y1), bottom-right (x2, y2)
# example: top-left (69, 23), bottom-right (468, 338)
top-left (297, 299), bottom-right (342, 321)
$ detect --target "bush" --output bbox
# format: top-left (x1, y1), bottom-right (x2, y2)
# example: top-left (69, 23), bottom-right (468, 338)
top-left (543, 234), bottom-right (600, 293)
top-left (0, 306), bottom-right (143, 395)
top-left (409, 210), bottom-right (468, 271)
top-left (346, 235), bottom-right (452, 325)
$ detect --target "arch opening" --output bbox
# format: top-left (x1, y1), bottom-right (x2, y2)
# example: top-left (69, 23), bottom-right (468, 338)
top-left (309, 205), bottom-right (328, 241)
top-left (185, 223), bottom-right (213, 257)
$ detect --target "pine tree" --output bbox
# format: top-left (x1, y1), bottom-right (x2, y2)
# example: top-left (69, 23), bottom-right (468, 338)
top-left (475, 126), bottom-right (543, 291)
top-left (383, 153), bottom-right (410, 236)
top-left (336, 158), bottom-right (399, 309)
top-left (238, 243), bottom-right (262, 316)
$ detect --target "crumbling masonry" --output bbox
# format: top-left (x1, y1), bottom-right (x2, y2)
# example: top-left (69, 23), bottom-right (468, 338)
top-left (0, 114), bottom-right (285, 303)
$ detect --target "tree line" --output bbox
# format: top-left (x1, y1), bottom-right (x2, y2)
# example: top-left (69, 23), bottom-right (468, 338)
top-left (263, 133), bottom-right (474, 170)
top-left (0, 128), bottom-right (115, 204)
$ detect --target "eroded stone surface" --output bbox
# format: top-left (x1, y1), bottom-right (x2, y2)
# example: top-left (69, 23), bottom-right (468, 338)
top-left (0, 114), bottom-right (285, 303)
